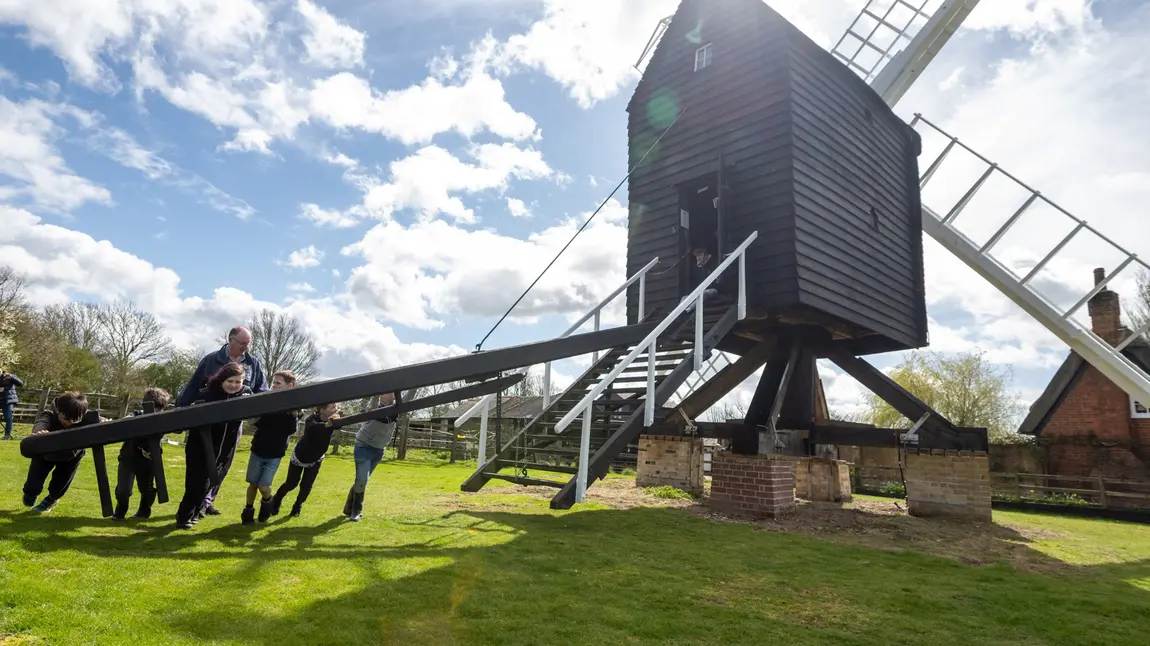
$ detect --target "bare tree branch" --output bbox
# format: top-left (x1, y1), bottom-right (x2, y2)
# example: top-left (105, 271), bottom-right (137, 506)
top-left (95, 301), bottom-right (173, 389)
top-left (247, 308), bottom-right (321, 381)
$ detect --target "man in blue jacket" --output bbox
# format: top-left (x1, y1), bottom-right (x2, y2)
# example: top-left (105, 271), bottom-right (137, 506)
top-left (1, 368), bottom-right (24, 440)
top-left (176, 325), bottom-right (270, 517)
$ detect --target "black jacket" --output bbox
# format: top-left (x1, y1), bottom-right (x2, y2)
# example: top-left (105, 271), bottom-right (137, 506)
top-left (189, 385), bottom-right (252, 451)
top-left (251, 410), bottom-right (300, 459)
top-left (293, 413), bottom-right (336, 464)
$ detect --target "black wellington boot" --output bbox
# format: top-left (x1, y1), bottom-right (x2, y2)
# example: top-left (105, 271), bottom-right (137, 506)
top-left (241, 505), bottom-right (255, 525)
top-left (348, 491), bottom-right (364, 522)
top-left (257, 497), bottom-right (273, 523)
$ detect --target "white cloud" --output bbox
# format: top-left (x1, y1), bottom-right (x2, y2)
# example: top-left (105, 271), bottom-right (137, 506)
top-left (309, 66), bottom-right (539, 145)
top-left (287, 281), bottom-right (316, 293)
top-left (300, 202), bottom-right (358, 228)
top-left (283, 245), bottom-right (324, 269)
top-left (0, 97), bottom-right (112, 212)
top-left (506, 197), bottom-right (531, 218)
top-left (295, 0), bottom-right (365, 69)
top-left (0, 206), bottom-right (464, 378)
top-left (356, 143), bottom-right (552, 225)
top-left (342, 198), bottom-right (629, 330)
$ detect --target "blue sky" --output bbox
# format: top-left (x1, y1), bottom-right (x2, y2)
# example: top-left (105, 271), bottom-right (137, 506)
top-left (2, 0), bottom-right (1149, 419)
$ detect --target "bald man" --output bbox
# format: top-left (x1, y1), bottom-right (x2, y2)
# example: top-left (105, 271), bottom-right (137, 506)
top-left (176, 325), bottom-right (271, 518)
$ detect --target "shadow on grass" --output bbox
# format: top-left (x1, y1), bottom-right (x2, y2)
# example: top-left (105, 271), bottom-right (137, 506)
top-left (163, 508), bottom-right (1150, 645)
top-left (6, 502), bottom-right (1148, 645)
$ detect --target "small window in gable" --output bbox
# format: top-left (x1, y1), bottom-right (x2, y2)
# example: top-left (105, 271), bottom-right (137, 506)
top-left (695, 43), bottom-right (713, 71)
top-left (1131, 398), bottom-right (1150, 418)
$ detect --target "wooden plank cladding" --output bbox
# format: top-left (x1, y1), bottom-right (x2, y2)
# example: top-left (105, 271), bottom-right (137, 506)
top-left (624, 0), bottom-right (927, 356)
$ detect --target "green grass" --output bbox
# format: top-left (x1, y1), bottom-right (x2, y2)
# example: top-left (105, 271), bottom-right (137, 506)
top-left (0, 429), bottom-right (1148, 645)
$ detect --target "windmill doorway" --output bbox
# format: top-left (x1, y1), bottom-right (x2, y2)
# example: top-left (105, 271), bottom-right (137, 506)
top-left (678, 173), bottom-right (722, 299)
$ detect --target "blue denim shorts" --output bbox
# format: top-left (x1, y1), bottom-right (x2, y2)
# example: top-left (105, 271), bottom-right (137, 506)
top-left (245, 454), bottom-right (282, 487)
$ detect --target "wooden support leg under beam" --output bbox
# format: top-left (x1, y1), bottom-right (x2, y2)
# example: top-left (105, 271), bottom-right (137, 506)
top-left (826, 350), bottom-right (987, 452)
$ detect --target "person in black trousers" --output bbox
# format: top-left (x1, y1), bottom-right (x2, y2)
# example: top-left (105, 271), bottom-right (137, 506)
top-left (23, 392), bottom-right (93, 513)
top-left (111, 387), bottom-right (172, 521)
top-left (175, 363), bottom-right (251, 530)
top-left (270, 402), bottom-right (341, 518)
top-left (1, 368), bottom-right (25, 440)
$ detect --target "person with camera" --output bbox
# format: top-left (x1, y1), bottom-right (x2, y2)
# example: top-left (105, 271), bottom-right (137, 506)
top-left (1, 367), bottom-right (25, 440)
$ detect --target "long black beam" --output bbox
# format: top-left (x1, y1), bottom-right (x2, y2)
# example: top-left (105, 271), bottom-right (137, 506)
top-left (21, 322), bottom-right (655, 457)
top-left (329, 373), bottom-right (524, 429)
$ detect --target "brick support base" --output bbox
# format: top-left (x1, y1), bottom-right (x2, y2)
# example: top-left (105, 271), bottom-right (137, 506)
top-left (709, 451), bottom-right (796, 518)
top-left (636, 435), bottom-right (704, 495)
top-left (905, 450), bottom-right (991, 522)
top-left (794, 457), bottom-right (852, 503)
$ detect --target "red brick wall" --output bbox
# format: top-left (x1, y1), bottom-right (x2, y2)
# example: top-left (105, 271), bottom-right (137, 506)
top-left (709, 452), bottom-right (796, 518)
top-left (1042, 269), bottom-right (1149, 481)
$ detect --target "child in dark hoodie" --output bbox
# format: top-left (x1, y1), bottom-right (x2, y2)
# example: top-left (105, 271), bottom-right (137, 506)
top-left (270, 401), bottom-right (341, 518)
top-left (175, 363), bottom-right (252, 530)
top-left (240, 370), bottom-right (299, 525)
top-left (111, 387), bottom-right (172, 521)
top-left (23, 392), bottom-right (93, 513)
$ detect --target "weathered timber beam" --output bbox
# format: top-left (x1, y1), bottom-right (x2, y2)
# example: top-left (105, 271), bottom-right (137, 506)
top-left (809, 422), bottom-right (989, 451)
top-left (331, 374), bottom-right (524, 429)
top-left (825, 350), bottom-right (960, 437)
top-left (21, 321), bottom-right (656, 457)
top-left (672, 337), bottom-right (776, 420)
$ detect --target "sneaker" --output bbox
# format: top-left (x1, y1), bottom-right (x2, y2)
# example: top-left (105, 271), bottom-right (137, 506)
top-left (22, 493), bottom-right (36, 507)
top-left (175, 520), bottom-right (194, 530)
top-left (240, 505), bottom-right (255, 525)
top-left (289, 502), bottom-right (302, 518)
top-left (269, 496), bottom-right (283, 517)
top-left (32, 496), bottom-right (57, 513)
top-left (133, 508), bottom-right (152, 520)
top-left (203, 503), bottom-right (221, 516)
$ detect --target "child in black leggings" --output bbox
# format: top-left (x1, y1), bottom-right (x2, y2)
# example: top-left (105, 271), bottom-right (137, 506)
top-left (270, 402), bottom-right (340, 518)
top-left (175, 363), bottom-right (251, 530)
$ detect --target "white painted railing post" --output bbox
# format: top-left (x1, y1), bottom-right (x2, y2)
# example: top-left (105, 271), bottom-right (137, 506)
top-left (638, 274), bottom-right (647, 320)
top-left (644, 340), bottom-right (656, 426)
top-left (478, 399), bottom-right (490, 463)
top-left (592, 310), bottom-right (602, 363)
top-left (542, 362), bottom-right (552, 408)
top-left (575, 408), bottom-right (592, 503)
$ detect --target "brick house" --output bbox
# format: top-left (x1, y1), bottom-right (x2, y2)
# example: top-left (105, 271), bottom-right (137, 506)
top-left (1018, 268), bottom-right (1150, 481)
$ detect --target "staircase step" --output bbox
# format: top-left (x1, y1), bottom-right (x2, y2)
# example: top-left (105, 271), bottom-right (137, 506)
top-left (495, 459), bottom-right (579, 474)
top-left (488, 473), bottom-right (567, 488)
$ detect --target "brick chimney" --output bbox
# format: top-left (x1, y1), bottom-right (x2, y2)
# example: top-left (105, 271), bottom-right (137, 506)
top-left (1088, 267), bottom-right (1121, 345)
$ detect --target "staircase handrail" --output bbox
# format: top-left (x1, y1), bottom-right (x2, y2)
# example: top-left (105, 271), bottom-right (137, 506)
top-left (454, 256), bottom-right (661, 426)
top-left (555, 231), bottom-right (757, 436)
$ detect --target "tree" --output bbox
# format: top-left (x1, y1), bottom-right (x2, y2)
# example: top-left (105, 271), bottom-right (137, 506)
top-left (704, 397), bottom-right (748, 422)
top-left (96, 301), bottom-right (173, 392)
top-left (1127, 268), bottom-right (1150, 339)
top-left (862, 349), bottom-right (1025, 443)
top-left (137, 348), bottom-right (202, 397)
top-left (247, 309), bottom-right (321, 381)
top-left (0, 268), bottom-right (28, 368)
top-left (10, 313), bottom-right (102, 392)
top-left (39, 302), bottom-right (103, 353)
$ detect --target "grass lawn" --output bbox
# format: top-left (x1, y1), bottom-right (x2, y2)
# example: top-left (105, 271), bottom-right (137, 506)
top-left (1, 428), bottom-right (1148, 645)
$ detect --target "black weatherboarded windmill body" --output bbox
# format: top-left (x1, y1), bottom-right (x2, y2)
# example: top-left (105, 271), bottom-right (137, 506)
top-left (626, 0), bottom-right (927, 357)
top-left (21, 0), bottom-right (986, 514)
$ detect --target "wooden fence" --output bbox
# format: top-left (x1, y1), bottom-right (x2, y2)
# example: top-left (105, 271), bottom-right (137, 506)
top-left (7, 387), bottom-right (141, 423)
top-left (851, 464), bottom-right (1150, 511)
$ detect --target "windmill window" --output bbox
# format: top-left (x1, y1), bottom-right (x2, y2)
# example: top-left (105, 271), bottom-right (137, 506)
top-left (1130, 398), bottom-right (1150, 419)
top-left (695, 43), bottom-right (713, 71)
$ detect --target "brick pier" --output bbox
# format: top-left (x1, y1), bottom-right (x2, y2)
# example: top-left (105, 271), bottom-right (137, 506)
top-left (709, 451), bottom-right (796, 518)
top-left (636, 435), bottom-right (704, 496)
top-left (794, 457), bottom-right (852, 503)
top-left (905, 449), bottom-right (991, 521)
